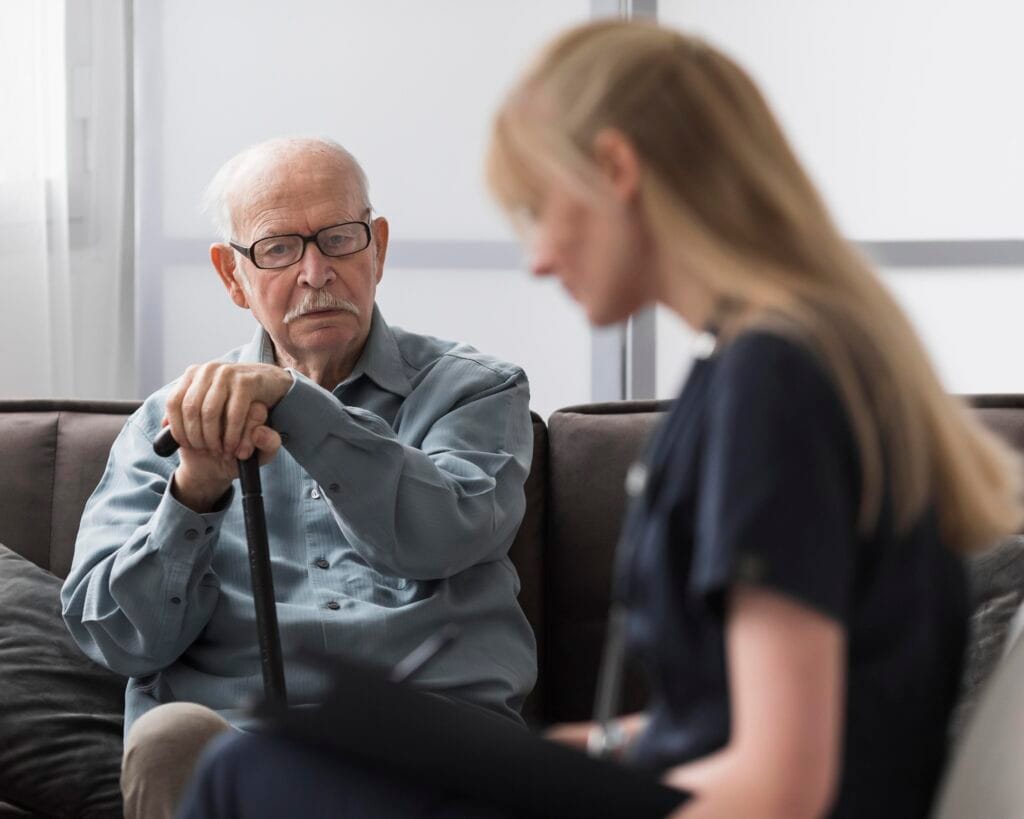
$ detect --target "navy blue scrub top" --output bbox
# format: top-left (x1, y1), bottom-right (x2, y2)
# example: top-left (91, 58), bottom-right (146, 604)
top-left (623, 330), bottom-right (967, 819)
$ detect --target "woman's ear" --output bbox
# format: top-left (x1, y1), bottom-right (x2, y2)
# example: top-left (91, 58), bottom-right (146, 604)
top-left (593, 128), bottom-right (642, 203)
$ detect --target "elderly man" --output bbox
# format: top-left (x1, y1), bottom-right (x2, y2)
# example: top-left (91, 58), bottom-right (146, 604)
top-left (60, 136), bottom-right (536, 819)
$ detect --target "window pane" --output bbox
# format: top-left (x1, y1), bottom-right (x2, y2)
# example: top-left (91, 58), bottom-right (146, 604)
top-left (660, 0), bottom-right (1024, 239)
top-left (142, 0), bottom-right (593, 412)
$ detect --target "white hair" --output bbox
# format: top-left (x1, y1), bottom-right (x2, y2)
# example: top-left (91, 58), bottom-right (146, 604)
top-left (202, 136), bottom-right (372, 242)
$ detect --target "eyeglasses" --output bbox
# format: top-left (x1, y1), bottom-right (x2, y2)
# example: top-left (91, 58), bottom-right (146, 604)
top-left (230, 220), bottom-right (372, 270)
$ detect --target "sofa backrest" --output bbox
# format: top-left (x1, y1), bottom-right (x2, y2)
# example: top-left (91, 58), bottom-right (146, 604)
top-left (0, 401), bottom-right (139, 580)
top-left (539, 396), bottom-right (1024, 726)
top-left (2, 395), bottom-right (1024, 729)
top-left (542, 400), bottom-right (667, 721)
top-left (0, 401), bottom-right (547, 591)
top-left (0, 400), bottom-right (550, 722)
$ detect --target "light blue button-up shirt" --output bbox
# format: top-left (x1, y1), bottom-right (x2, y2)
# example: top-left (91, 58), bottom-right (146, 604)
top-left (61, 306), bottom-right (537, 735)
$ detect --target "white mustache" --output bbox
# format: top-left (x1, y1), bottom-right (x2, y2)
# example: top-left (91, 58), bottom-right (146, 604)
top-left (283, 292), bottom-right (361, 324)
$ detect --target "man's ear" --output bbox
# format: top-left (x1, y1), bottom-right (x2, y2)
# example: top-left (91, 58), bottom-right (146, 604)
top-left (211, 243), bottom-right (250, 309)
top-left (592, 128), bottom-right (642, 204)
top-left (370, 216), bottom-right (389, 285)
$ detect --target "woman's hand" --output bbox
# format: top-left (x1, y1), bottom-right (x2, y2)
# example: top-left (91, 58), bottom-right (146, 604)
top-left (545, 712), bottom-right (648, 758)
top-left (544, 720), bottom-right (593, 752)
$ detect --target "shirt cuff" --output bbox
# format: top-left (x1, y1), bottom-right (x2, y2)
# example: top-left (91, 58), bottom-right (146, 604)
top-left (269, 369), bottom-right (341, 460)
top-left (148, 479), bottom-right (235, 564)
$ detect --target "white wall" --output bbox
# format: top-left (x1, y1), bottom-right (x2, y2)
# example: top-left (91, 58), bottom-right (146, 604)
top-left (137, 2), bottom-right (1024, 409)
top-left (137, 0), bottom-right (591, 418)
top-left (656, 0), bottom-right (1024, 397)
top-left (883, 268), bottom-right (1024, 394)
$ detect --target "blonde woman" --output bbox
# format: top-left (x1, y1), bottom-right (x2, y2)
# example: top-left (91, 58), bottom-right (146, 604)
top-left (179, 20), bottom-right (1021, 819)
top-left (486, 18), bottom-right (1022, 819)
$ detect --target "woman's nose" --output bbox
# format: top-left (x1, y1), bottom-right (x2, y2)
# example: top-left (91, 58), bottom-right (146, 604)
top-left (528, 246), bottom-right (555, 278)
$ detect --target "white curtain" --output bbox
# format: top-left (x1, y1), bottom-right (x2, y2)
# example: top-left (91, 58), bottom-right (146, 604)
top-left (0, 0), bottom-right (133, 399)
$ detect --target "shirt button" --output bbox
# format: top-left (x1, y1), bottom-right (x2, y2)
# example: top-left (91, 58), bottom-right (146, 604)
top-left (205, 526), bottom-right (214, 535)
top-left (170, 596), bottom-right (181, 605)
top-left (326, 600), bottom-right (341, 610)
top-left (310, 488), bottom-right (321, 500)
top-left (184, 529), bottom-right (199, 541)
top-left (328, 483), bottom-right (339, 493)
top-left (314, 558), bottom-right (329, 570)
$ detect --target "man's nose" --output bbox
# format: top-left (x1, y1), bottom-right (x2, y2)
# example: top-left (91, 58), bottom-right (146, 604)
top-left (297, 242), bottom-right (337, 288)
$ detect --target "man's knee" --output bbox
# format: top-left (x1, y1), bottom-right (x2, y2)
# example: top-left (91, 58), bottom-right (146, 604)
top-left (122, 702), bottom-right (232, 818)
top-left (124, 702), bottom-right (231, 770)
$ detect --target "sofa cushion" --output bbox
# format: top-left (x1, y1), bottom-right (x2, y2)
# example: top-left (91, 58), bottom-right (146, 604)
top-left (507, 414), bottom-right (548, 725)
top-left (966, 535), bottom-right (1024, 673)
top-left (544, 401), bottom-right (669, 722)
top-left (0, 414), bottom-right (58, 573)
top-left (950, 536), bottom-right (1024, 738)
top-left (0, 544), bottom-right (125, 818)
top-left (0, 401), bottom-right (137, 579)
top-left (49, 408), bottom-right (137, 579)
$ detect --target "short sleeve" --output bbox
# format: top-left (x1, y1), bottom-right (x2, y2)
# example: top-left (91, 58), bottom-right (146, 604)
top-left (691, 332), bottom-right (859, 623)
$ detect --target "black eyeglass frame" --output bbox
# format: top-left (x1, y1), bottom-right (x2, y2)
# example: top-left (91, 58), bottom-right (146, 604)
top-left (229, 219), bottom-right (373, 270)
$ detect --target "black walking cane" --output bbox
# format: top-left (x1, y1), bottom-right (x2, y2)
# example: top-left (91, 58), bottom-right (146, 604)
top-left (153, 426), bottom-right (288, 708)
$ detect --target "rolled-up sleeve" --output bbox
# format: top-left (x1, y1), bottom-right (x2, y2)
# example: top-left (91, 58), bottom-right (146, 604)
top-left (270, 358), bottom-right (532, 580)
top-left (691, 333), bottom-right (859, 622)
top-left (61, 415), bottom-right (231, 678)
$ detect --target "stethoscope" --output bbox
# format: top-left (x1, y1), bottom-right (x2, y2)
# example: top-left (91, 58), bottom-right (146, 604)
top-left (587, 327), bottom-right (719, 760)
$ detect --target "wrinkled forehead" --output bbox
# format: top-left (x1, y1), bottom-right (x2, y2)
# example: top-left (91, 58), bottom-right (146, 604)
top-left (230, 152), bottom-right (365, 238)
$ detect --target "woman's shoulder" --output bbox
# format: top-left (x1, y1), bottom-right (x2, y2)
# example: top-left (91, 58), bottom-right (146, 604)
top-left (710, 328), bottom-right (839, 406)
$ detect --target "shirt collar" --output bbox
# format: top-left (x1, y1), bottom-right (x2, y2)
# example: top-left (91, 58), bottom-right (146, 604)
top-left (347, 304), bottom-right (412, 397)
top-left (239, 303), bottom-right (412, 398)
top-left (239, 326), bottom-right (274, 365)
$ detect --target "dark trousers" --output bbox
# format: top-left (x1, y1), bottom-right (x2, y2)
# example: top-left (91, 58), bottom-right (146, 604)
top-left (177, 731), bottom-right (515, 819)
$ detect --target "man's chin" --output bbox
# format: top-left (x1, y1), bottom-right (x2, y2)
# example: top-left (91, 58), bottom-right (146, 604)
top-left (277, 319), bottom-right (360, 351)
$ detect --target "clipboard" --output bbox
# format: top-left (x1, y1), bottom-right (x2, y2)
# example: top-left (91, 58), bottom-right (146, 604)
top-left (255, 654), bottom-right (689, 819)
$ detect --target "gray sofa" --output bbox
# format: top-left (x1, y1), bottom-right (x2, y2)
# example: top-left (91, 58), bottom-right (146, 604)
top-left (0, 397), bottom-right (1021, 817)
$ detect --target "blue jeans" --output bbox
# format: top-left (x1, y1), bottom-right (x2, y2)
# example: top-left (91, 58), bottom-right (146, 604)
top-left (177, 731), bottom-right (516, 819)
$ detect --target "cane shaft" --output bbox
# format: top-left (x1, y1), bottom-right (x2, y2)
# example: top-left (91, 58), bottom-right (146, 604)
top-left (238, 455), bottom-right (287, 707)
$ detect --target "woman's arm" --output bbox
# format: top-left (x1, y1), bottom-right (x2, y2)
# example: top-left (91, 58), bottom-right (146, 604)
top-left (665, 584), bottom-right (845, 819)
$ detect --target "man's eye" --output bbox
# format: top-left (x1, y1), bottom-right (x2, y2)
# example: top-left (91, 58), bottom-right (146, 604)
top-left (266, 243), bottom-right (291, 256)
top-left (325, 234), bottom-right (351, 247)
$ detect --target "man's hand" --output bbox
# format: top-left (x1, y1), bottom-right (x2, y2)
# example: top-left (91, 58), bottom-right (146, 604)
top-left (164, 363), bottom-right (292, 512)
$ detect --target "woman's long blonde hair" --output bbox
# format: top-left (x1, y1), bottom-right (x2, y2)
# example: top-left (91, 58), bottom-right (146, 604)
top-left (487, 20), bottom-right (1022, 553)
